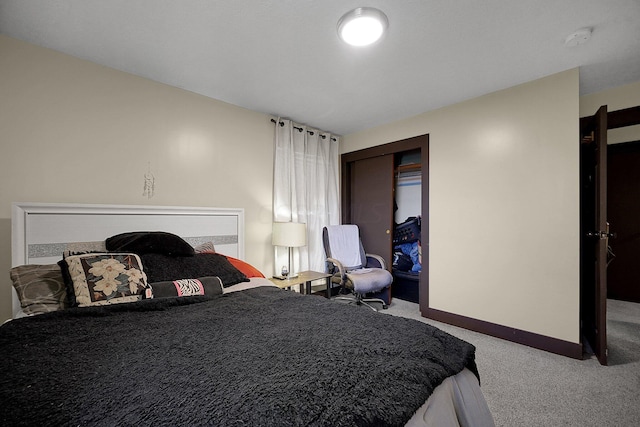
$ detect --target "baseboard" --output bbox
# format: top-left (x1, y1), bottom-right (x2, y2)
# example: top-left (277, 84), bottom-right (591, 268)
top-left (423, 307), bottom-right (583, 360)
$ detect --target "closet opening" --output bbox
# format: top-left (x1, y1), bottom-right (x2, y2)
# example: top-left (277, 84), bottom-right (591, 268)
top-left (392, 149), bottom-right (422, 303)
top-left (341, 134), bottom-right (429, 308)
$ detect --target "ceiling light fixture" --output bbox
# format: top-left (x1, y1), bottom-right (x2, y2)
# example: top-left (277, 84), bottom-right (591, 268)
top-left (337, 7), bottom-right (388, 47)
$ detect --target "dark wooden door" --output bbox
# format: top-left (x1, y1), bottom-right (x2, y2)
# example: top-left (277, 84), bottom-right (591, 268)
top-left (348, 155), bottom-right (395, 262)
top-left (607, 141), bottom-right (640, 303)
top-left (580, 105), bottom-right (608, 365)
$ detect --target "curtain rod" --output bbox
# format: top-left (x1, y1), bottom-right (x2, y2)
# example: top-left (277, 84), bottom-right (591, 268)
top-left (271, 118), bottom-right (337, 141)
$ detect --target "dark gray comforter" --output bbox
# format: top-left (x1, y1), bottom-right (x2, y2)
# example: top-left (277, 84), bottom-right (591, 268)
top-left (0, 287), bottom-right (477, 427)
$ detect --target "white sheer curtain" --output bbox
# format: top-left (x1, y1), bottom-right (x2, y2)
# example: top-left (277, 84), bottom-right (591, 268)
top-left (273, 118), bottom-right (340, 275)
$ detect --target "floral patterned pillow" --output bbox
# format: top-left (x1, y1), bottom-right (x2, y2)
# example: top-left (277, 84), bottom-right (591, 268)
top-left (63, 253), bottom-right (149, 307)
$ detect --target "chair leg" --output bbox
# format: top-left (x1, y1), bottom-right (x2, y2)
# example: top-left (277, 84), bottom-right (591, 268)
top-left (361, 297), bottom-right (388, 310)
top-left (333, 292), bottom-right (387, 311)
top-left (359, 300), bottom-right (381, 311)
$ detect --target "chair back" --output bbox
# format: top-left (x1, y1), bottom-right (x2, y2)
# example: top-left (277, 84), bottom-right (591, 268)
top-left (323, 225), bottom-right (367, 270)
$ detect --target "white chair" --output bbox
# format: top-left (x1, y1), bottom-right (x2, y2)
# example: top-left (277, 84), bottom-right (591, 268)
top-left (323, 225), bottom-right (392, 311)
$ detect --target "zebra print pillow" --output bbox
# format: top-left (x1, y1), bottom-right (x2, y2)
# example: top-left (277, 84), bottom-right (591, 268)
top-left (146, 277), bottom-right (223, 299)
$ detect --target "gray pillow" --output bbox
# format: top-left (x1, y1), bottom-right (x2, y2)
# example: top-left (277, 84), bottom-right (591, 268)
top-left (10, 264), bottom-right (67, 315)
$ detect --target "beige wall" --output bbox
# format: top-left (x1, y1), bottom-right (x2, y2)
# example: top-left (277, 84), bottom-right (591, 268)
top-left (580, 80), bottom-right (640, 144)
top-left (3, 32), bottom-right (636, 341)
top-left (0, 35), bottom-right (276, 321)
top-left (343, 69), bottom-right (581, 343)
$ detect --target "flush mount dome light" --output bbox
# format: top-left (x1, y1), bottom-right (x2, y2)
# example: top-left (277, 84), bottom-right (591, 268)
top-left (337, 7), bottom-right (388, 47)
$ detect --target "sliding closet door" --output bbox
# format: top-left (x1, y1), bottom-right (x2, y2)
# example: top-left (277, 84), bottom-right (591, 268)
top-left (348, 155), bottom-right (395, 262)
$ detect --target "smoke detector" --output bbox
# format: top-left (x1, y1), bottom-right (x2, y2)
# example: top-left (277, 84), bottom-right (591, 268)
top-left (565, 28), bottom-right (592, 47)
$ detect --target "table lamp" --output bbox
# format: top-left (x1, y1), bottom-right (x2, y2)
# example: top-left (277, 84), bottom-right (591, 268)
top-left (272, 221), bottom-right (307, 279)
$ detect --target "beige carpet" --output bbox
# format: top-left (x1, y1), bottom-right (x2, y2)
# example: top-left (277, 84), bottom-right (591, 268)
top-left (380, 298), bottom-right (640, 427)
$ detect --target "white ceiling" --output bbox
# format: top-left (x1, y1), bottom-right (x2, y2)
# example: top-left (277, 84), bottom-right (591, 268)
top-left (1, 0), bottom-right (639, 135)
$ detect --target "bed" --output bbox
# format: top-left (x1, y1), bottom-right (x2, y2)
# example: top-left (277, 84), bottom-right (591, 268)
top-left (1, 203), bottom-right (494, 427)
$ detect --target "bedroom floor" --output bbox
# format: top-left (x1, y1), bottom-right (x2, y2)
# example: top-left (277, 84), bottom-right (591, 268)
top-left (380, 297), bottom-right (640, 426)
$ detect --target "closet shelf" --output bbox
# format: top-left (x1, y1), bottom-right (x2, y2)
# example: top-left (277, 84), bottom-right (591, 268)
top-left (396, 163), bottom-right (421, 173)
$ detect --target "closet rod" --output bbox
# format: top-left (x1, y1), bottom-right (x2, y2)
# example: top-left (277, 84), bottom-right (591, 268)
top-left (270, 118), bottom-right (337, 141)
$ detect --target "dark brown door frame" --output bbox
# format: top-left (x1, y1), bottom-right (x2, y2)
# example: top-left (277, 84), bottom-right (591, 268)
top-left (579, 105), bottom-right (640, 130)
top-left (342, 134), bottom-right (429, 306)
top-left (579, 104), bottom-right (640, 366)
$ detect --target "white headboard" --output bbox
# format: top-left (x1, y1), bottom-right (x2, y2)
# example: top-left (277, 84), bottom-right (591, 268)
top-left (11, 202), bottom-right (245, 318)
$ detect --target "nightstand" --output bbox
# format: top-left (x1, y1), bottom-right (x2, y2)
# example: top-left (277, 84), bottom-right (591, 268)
top-left (269, 270), bottom-right (332, 297)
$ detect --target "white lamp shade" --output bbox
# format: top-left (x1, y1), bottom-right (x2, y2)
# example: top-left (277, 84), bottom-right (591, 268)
top-left (272, 222), bottom-right (307, 247)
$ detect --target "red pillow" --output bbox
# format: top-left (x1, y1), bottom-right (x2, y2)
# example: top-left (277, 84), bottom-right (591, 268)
top-left (225, 256), bottom-right (265, 278)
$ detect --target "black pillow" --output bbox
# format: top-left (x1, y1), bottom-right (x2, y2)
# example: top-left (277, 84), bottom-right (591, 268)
top-left (106, 232), bottom-right (195, 257)
top-left (146, 277), bottom-right (223, 299)
top-left (140, 253), bottom-right (249, 287)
